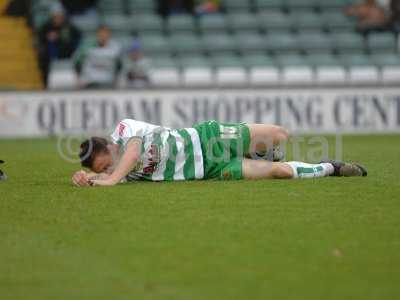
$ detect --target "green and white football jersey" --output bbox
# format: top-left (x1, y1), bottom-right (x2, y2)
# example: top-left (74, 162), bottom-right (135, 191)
top-left (111, 119), bottom-right (204, 181)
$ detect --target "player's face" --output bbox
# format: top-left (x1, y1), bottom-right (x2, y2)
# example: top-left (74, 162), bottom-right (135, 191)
top-left (97, 28), bottom-right (110, 46)
top-left (52, 13), bottom-right (65, 27)
top-left (92, 152), bottom-right (113, 174)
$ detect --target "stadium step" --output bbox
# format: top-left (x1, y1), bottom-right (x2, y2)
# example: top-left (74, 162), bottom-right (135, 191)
top-left (0, 15), bottom-right (43, 90)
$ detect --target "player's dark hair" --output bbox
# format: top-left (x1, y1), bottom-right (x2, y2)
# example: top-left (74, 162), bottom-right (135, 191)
top-left (79, 137), bottom-right (109, 169)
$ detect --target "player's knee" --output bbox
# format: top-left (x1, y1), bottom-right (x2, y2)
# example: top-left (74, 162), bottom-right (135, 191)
top-left (276, 126), bottom-right (289, 142)
top-left (272, 164), bottom-right (293, 179)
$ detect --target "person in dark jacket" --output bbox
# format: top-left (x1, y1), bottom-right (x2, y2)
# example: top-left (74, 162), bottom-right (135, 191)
top-left (390, 0), bottom-right (400, 31)
top-left (60, 0), bottom-right (98, 15)
top-left (158, 0), bottom-right (195, 17)
top-left (38, 5), bottom-right (81, 87)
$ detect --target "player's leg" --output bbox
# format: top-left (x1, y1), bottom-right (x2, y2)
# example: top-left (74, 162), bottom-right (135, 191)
top-left (242, 159), bottom-right (295, 179)
top-left (247, 124), bottom-right (289, 154)
top-left (242, 159), bottom-right (335, 179)
top-left (242, 159), bottom-right (367, 180)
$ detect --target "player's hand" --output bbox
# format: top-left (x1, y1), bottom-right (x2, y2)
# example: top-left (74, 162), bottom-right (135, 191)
top-left (72, 170), bottom-right (90, 187)
top-left (89, 178), bottom-right (117, 187)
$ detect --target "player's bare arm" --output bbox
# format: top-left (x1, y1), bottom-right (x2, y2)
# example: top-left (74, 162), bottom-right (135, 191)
top-left (72, 170), bottom-right (110, 187)
top-left (90, 138), bottom-right (142, 186)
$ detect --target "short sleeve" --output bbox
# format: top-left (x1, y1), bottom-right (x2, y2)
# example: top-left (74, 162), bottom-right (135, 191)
top-left (110, 119), bottom-right (144, 147)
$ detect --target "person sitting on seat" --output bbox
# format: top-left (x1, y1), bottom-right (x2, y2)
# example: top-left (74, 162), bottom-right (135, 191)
top-left (73, 25), bottom-right (121, 89)
top-left (346, 0), bottom-right (389, 33)
top-left (118, 40), bottom-right (151, 89)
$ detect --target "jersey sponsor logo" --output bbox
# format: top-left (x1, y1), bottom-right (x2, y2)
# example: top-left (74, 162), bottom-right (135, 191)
top-left (143, 144), bottom-right (161, 174)
top-left (118, 123), bottom-right (126, 137)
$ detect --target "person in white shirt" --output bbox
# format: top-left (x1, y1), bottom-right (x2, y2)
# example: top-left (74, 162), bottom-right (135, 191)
top-left (73, 25), bottom-right (121, 89)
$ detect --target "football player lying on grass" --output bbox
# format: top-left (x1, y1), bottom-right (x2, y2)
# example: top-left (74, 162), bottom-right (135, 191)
top-left (72, 119), bottom-right (367, 187)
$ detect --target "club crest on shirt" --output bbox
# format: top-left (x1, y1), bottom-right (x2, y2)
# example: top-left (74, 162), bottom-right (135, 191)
top-left (132, 160), bottom-right (144, 172)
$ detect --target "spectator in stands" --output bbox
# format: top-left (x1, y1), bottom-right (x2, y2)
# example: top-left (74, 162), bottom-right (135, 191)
top-left (346, 0), bottom-right (389, 33)
top-left (38, 4), bottom-right (81, 86)
top-left (73, 25), bottom-right (121, 89)
top-left (4, 0), bottom-right (31, 19)
top-left (195, 0), bottom-right (220, 15)
top-left (389, 0), bottom-right (400, 31)
top-left (118, 41), bottom-right (151, 89)
top-left (60, 0), bottom-right (98, 15)
top-left (158, 0), bottom-right (195, 17)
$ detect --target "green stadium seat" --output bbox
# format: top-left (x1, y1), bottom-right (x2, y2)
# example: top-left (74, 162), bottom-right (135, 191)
top-left (242, 54), bottom-right (276, 67)
top-left (133, 14), bottom-right (164, 34)
top-left (306, 53), bottom-right (340, 66)
top-left (169, 34), bottom-right (204, 54)
top-left (32, 13), bottom-right (49, 29)
top-left (140, 35), bottom-right (171, 55)
top-left (222, 0), bottom-right (253, 12)
top-left (338, 53), bottom-right (372, 66)
top-left (232, 28), bottom-right (262, 36)
top-left (127, 0), bottom-right (156, 14)
top-left (31, 1), bottom-right (51, 28)
top-left (167, 15), bottom-right (196, 33)
top-left (198, 14), bottom-right (228, 33)
top-left (286, 0), bottom-right (317, 10)
top-left (70, 15), bottom-right (100, 34)
top-left (258, 11), bottom-right (291, 32)
top-left (102, 15), bottom-right (132, 34)
top-left (370, 53), bottom-right (400, 66)
top-left (179, 55), bottom-right (212, 68)
top-left (114, 34), bottom-right (135, 50)
top-left (332, 32), bottom-right (365, 53)
top-left (254, 0), bottom-right (283, 11)
top-left (265, 33), bottom-right (298, 54)
top-left (322, 11), bottom-right (357, 32)
top-left (234, 33), bottom-right (266, 53)
top-left (367, 33), bottom-right (398, 54)
top-left (50, 59), bottom-right (73, 70)
top-left (202, 33), bottom-right (236, 53)
top-left (211, 53), bottom-right (244, 67)
top-left (78, 35), bottom-right (97, 48)
top-left (290, 11), bottom-right (324, 31)
top-left (228, 13), bottom-right (260, 32)
top-left (151, 56), bottom-right (178, 68)
top-left (297, 32), bottom-right (333, 53)
top-left (257, 8), bottom-right (285, 15)
top-left (98, 0), bottom-right (125, 15)
top-left (31, 0), bottom-right (51, 14)
top-left (317, 0), bottom-right (352, 11)
top-left (276, 53), bottom-right (309, 66)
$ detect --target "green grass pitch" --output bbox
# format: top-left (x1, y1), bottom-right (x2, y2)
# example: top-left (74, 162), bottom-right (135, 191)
top-left (1, 135), bottom-right (400, 300)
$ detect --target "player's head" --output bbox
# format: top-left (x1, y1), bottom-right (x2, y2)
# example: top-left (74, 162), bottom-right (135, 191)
top-left (50, 3), bottom-right (66, 27)
top-left (79, 137), bottom-right (113, 173)
top-left (96, 25), bottom-right (111, 47)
